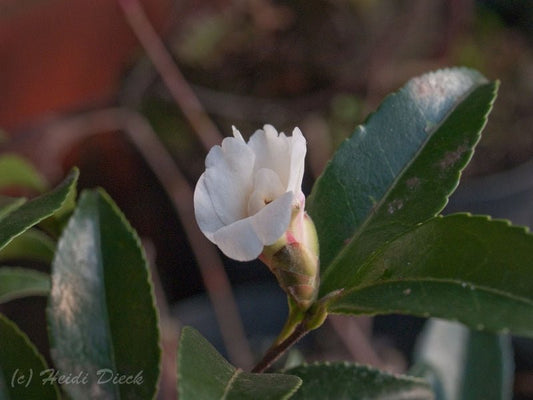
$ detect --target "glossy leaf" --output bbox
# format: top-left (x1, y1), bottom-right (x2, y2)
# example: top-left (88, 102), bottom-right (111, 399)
top-left (286, 362), bottom-right (433, 400)
top-left (307, 68), bottom-right (498, 295)
top-left (0, 169), bottom-right (78, 252)
top-left (0, 154), bottom-right (48, 193)
top-left (0, 229), bottom-right (55, 264)
top-left (410, 319), bottom-right (513, 400)
top-left (0, 267), bottom-right (50, 303)
top-left (39, 179), bottom-right (78, 238)
top-left (0, 196), bottom-right (25, 220)
top-left (47, 190), bottom-right (160, 400)
top-left (0, 314), bottom-right (60, 399)
top-left (329, 214), bottom-right (533, 337)
top-left (178, 326), bottom-right (301, 400)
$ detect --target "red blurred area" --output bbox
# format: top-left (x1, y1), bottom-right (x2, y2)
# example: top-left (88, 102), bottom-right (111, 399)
top-left (0, 0), bottom-right (173, 132)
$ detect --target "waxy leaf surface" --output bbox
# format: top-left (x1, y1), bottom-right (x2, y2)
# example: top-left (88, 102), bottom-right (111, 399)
top-left (329, 214), bottom-right (533, 337)
top-left (48, 190), bottom-right (160, 400)
top-left (307, 68), bottom-right (498, 296)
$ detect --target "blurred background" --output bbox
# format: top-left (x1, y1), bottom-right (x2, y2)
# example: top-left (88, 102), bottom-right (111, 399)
top-left (1, 0), bottom-right (533, 398)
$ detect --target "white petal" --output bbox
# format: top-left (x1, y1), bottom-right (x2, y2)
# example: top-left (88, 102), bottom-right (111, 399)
top-left (193, 173), bottom-right (225, 239)
top-left (247, 168), bottom-right (286, 215)
top-left (204, 135), bottom-right (255, 225)
top-left (232, 125), bottom-right (245, 142)
top-left (212, 218), bottom-right (264, 261)
top-left (287, 127), bottom-right (307, 195)
top-left (248, 125), bottom-right (292, 189)
top-left (250, 191), bottom-right (294, 245)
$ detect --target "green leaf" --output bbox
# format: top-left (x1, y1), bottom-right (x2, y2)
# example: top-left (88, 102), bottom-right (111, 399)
top-left (0, 196), bottom-right (25, 220)
top-left (329, 214), bottom-right (533, 337)
top-left (178, 327), bottom-right (301, 400)
top-left (0, 229), bottom-right (55, 264)
top-left (47, 189), bottom-right (160, 400)
top-left (0, 169), bottom-right (78, 252)
top-left (410, 319), bottom-right (513, 400)
top-left (286, 362), bottom-right (433, 400)
top-left (307, 68), bottom-right (498, 295)
top-left (0, 154), bottom-right (48, 193)
top-left (0, 267), bottom-right (50, 303)
top-left (0, 314), bottom-right (60, 399)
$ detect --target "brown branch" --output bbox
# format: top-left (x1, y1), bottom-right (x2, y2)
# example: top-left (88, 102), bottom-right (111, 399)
top-left (251, 322), bottom-right (308, 373)
top-left (116, 0), bottom-right (223, 151)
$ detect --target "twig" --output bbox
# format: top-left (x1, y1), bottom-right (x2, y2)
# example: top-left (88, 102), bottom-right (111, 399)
top-left (328, 315), bottom-right (384, 367)
top-left (116, 0), bottom-right (223, 151)
top-left (252, 322), bottom-right (308, 373)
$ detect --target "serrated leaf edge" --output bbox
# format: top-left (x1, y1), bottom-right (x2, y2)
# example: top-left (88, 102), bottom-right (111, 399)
top-left (47, 188), bottom-right (161, 400)
top-left (316, 77), bottom-right (498, 290)
top-left (284, 360), bottom-right (432, 386)
top-left (0, 168), bottom-right (79, 251)
top-left (0, 314), bottom-right (61, 399)
top-left (93, 188), bottom-right (162, 399)
top-left (345, 213), bottom-right (532, 290)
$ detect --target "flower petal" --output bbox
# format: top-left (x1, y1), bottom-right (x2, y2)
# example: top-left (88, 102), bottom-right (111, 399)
top-left (250, 191), bottom-right (294, 245)
top-left (248, 125), bottom-right (292, 189)
top-left (247, 168), bottom-right (286, 215)
top-left (193, 173), bottom-right (225, 239)
top-left (204, 135), bottom-right (255, 225)
top-left (212, 218), bottom-right (264, 261)
top-left (232, 125), bottom-right (245, 141)
top-left (287, 127), bottom-right (307, 196)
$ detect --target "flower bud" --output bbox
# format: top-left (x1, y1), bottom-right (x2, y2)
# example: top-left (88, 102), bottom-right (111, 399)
top-left (261, 208), bottom-right (319, 311)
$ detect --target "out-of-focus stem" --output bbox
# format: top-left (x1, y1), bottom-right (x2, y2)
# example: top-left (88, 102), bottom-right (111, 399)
top-left (116, 0), bottom-right (223, 151)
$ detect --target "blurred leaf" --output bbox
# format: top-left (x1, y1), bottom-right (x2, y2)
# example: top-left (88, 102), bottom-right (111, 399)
top-left (176, 15), bottom-right (230, 66)
top-left (0, 169), bottom-right (78, 252)
top-left (0, 267), bottom-right (50, 303)
top-left (307, 68), bottom-right (498, 296)
top-left (286, 362), bottom-right (433, 400)
top-left (0, 229), bottom-right (55, 264)
top-left (0, 314), bottom-right (60, 399)
top-left (178, 327), bottom-right (301, 400)
top-left (47, 189), bottom-right (160, 400)
top-left (410, 319), bottom-right (513, 400)
top-left (0, 154), bottom-right (48, 193)
top-left (329, 214), bottom-right (533, 338)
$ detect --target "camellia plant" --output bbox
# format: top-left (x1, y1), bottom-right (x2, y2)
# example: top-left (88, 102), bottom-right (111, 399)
top-left (0, 67), bottom-right (530, 399)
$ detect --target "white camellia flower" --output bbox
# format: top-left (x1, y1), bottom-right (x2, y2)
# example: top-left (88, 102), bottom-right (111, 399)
top-left (194, 124), bottom-right (307, 262)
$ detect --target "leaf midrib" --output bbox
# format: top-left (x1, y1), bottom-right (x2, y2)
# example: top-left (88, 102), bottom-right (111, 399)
top-left (91, 195), bottom-right (121, 400)
top-left (222, 368), bottom-right (243, 400)
top-left (333, 276), bottom-right (533, 312)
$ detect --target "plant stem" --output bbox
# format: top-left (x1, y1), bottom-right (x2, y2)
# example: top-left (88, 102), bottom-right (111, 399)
top-left (252, 322), bottom-right (308, 373)
top-left (116, 0), bottom-right (223, 151)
